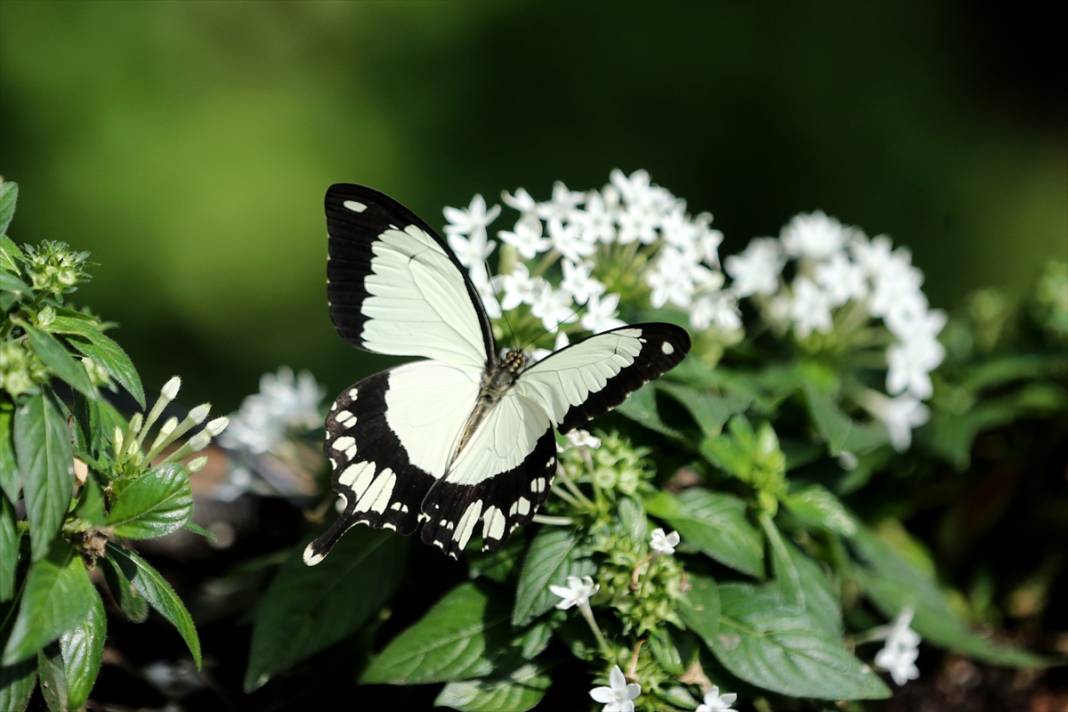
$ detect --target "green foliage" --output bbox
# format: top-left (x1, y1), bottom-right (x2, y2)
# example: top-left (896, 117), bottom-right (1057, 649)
top-left (1, 185), bottom-right (208, 708)
top-left (244, 528), bottom-right (410, 691)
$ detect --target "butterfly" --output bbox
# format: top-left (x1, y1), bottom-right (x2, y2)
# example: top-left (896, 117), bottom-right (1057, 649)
top-left (304, 184), bottom-right (690, 564)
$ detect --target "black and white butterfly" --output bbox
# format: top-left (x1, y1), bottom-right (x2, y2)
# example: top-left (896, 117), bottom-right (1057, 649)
top-left (304, 184), bottom-right (690, 564)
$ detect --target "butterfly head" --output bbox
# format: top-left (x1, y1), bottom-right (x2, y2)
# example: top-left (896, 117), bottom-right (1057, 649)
top-left (502, 349), bottom-right (526, 373)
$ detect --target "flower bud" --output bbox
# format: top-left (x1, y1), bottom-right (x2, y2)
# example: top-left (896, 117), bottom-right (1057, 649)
top-left (205, 416), bottom-right (229, 437)
top-left (161, 376), bottom-right (182, 401)
top-left (188, 403), bottom-right (211, 425)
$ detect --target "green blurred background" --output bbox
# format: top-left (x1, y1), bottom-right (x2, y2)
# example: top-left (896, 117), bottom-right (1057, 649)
top-left (1, 1), bottom-right (1064, 409)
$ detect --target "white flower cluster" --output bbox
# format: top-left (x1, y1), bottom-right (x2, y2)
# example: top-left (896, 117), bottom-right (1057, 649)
top-left (727, 211), bottom-right (945, 450)
top-left (874, 607), bottom-right (921, 686)
top-left (220, 367), bottom-right (324, 455)
top-left (443, 169), bottom-right (737, 339)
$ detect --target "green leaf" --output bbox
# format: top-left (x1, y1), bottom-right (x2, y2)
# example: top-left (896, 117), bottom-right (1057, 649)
top-left (759, 513), bottom-right (803, 608)
top-left (86, 397), bottom-right (125, 461)
top-left (49, 314), bottom-right (145, 408)
top-left (74, 475), bottom-right (106, 527)
top-left (644, 490), bottom-right (764, 577)
top-left (107, 463), bottom-right (192, 539)
top-left (616, 496), bottom-right (647, 543)
top-left (0, 659), bottom-right (36, 712)
top-left (59, 587), bottom-right (106, 710)
top-left (0, 235), bottom-right (24, 274)
top-left (36, 644), bottom-right (68, 712)
top-left (709, 583), bottom-right (890, 700)
top-left (657, 382), bottom-right (751, 437)
top-left (789, 543), bottom-right (843, 636)
top-left (0, 498), bottom-right (20, 601)
top-left (0, 406), bottom-right (19, 503)
top-left (362, 582), bottom-right (520, 685)
top-left (677, 574), bottom-right (720, 650)
top-left (615, 384), bottom-right (686, 441)
top-left (468, 530), bottom-right (526, 585)
top-left (851, 526), bottom-right (1047, 667)
top-left (105, 543), bottom-right (201, 667)
top-left (100, 556), bottom-right (149, 623)
top-left (434, 663), bottom-right (551, 712)
top-left (244, 528), bottom-right (409, 691)
top-left (181, 521), bottom-right (217, 542)
top-left (1, 540), bottom-right (94, 665)
top-left (0, 182), bottom-right (17, 237)
top-left (512, 527), bottom-right (593, 626)
top-left (0, 272), bottom-right (30, 300)
top-left (783, 485), bottom-right (858, 537)
top-left (23, 326), bottom-right (95, 400)
top-left (14, 394), bottom-right (73, 561)
top-left (804, 385), bottom-right (888, 456)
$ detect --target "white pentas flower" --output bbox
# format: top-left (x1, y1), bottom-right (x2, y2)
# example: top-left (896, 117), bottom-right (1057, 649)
top-left (566, 429), bottom-right (601, 449)
top-left (499, 216), bottom-right (551, 259)
top-left (863, 392), bottom-right (930, 451)
top-left (874, 607), bottom-right (921, 686)
top-left (589, 665), bottom-right (641, 712)
top-left (495, 264), bottom-right (543, 311)
top-left (531, 283), bottom-right (576, 331)
top-left (724, 238), bottom-right (784, 297)
top-left (221, 367), bottom-right (324, 455)
top-left (815, 252), bottom-right (868, 306)
top-left (582, 293), bottom-right (625, 333)
top-left (444, 194), bottom-right (500, 243)
top-left (549, 219), bottom-right (597, 263)
top-left (696, 686), bottom-right (738, 712)
top-left (780, 210), bottom-right (847, 260)
top-left (561, 260), bottom-right (605, 304)
top-left (550, 575), bottom-right (599, 610)
top-left (789, 277), bottom-right (834, 337)
top-left (649, 528), bottom-right (680, 555)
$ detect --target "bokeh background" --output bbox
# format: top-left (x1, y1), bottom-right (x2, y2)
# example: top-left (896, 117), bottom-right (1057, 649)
top-left (1, 1), bottom-right (1064, 410)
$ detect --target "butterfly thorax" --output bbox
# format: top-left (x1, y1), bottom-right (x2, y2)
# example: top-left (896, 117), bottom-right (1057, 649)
top-left (449, 350), bottom-right (527, 466)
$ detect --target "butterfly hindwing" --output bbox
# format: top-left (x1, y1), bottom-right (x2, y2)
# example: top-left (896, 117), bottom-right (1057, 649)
top-left (420, 426), bottom-right (557, 558)
top-left (303, 360), bottom-right (481, 565)
top-left (326, 184), bottom-right (495, 370)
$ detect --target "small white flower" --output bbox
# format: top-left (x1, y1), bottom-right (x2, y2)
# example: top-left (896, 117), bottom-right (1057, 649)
top-left (691, 293), bottom-right (742, 332)
top-left (561, 261), bottom-right (605, 304)
top-left (581, 292), bottom-right (625, 333)
top-left (473, 275), bottom-right (501, 319)
top-left (499, 217), bottom-right (551, 260)
top-left (886, 337), bottom-right (943, 400)
top-left (781, 211), bottom-right (847, 260)
top-left (574, 191), bottom-right (619, 244)
top-left (874, 607), bottom-right (921, 686)
top-left (536, 181), bottom-right (585, 223)
top-left (696, 685), bottom-right (738, 712)
top-left (220, 368), bottom-right (324, 455)
top-left (446, 230), bottom-right (496, 277)
top-left (530, 284), bottom-right (576, 331)
top-left (549, 218), bottom-right (597, 263)
top-left (647, 256), bottom-right (695, 309)
top-left (589, 665), bottom-right (641, 712)
top-left (789, 277), bottom-right (834, 337)
top-left (726, 238), bottom-right (786, 296)
top-left (610, 168), bottom-right (654, 207)
top-left (495, 264), bottom-right (542, 311)
top-left (617, 203), bottom-right (658, 245)
top-left (868, 249), bottom-right (923, 319)
top-left (566, 429), bottom-right (601, 449)
top-left (815, 252), bottom-right (867, 306)
top-left (550, 575), bottom-right (599, 610)
top-left (865, 392), bottom-right (930, 451)
top-left (502, 187), bottom-right (537, 218)
top-left (850, 233), bottom-right (894, 277)
top-left (443, 194), bottom-right (501, 243)
top-left (649, 528), bottom-right (680, 555)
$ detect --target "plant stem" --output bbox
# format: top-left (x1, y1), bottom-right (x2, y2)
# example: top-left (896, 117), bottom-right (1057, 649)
top-left (532, 514), bottom-right (573, 526)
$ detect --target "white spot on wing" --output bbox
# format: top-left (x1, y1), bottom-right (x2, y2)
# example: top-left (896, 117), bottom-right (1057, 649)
top-left (662, 341), bottom-right (675, 355)
top-left (453, 500), bottom-right (483, 550)
top-left (482, 506), bottom-right (506, 541)
top-left (303, 544), bottom-right (325, 567)
top-left (331, 436), bottom-right (355, 452)
top-left (343, 200), bottom-right (367, 213)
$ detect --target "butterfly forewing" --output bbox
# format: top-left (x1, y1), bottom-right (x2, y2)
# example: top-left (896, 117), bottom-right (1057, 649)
top-left (325, 184), bottom-right (495, 370)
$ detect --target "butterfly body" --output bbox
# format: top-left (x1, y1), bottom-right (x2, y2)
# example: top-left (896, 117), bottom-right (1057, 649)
top-left (305, 184), bottom-right (690, 564)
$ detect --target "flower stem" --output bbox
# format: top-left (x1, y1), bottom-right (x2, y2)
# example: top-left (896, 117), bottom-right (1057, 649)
top-left (578, 601), bottom-right (612, 659)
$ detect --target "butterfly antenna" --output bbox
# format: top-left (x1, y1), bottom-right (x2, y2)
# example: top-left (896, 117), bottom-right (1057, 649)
top-left (481, 257), bottom-right (519, 352)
